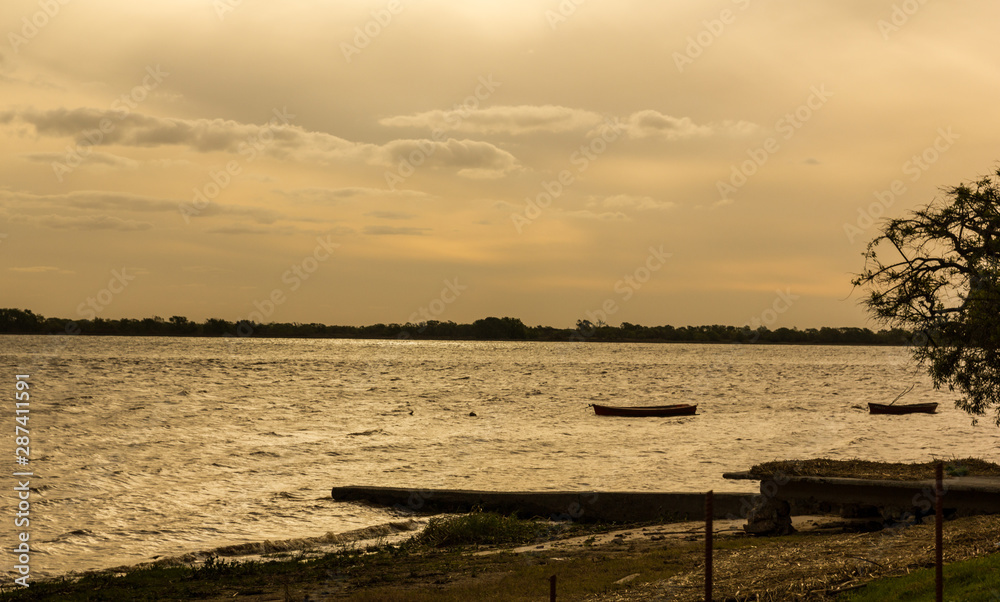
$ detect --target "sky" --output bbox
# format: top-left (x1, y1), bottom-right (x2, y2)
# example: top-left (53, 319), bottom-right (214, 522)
top-left (1, 0), bottom-right (998, 330)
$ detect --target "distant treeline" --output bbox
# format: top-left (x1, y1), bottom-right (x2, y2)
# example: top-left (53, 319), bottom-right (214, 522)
top-left (0, 308), bottom-right (916, 345)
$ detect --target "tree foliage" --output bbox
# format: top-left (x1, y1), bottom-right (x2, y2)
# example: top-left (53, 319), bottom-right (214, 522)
top-left (0, 306), bottom-right (918, 344)
top-left (853, 169), bottom-right (1000, 424)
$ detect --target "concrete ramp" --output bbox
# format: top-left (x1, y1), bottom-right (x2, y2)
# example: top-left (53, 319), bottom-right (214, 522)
top-left (330, 486), bottom-right (755, 523)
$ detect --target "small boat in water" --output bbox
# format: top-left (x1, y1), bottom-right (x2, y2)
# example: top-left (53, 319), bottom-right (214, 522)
top-left (868, 402), bottom-right (938, 415)
top-left (592, 403), bottom-right (697, 417)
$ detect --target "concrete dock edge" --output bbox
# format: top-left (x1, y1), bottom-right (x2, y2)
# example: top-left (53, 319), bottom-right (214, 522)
top-left (330, 486), bottom-right (756, 523)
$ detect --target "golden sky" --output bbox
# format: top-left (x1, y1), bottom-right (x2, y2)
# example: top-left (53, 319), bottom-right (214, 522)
top-left (2, 0), bottom-right (998, 329)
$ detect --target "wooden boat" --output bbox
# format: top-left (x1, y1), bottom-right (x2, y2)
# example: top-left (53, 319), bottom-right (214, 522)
top-left (868, 402), bottom-right (938, 415)
top-left (592, 403), bottom-right (697, 417)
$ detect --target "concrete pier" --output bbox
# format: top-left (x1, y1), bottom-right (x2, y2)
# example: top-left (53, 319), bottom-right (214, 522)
top-left (332, 476), bottom-right (1000, 527)
top-left (330, 486), bottom-right (755, 523)
top-left (725, 472), bottom-right (1000, 520)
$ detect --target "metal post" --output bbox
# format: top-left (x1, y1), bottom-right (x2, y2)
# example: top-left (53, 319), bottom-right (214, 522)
top-left (706, 490), bottom-right (713, 602)
top-left (936, 462), bottom-right (943, 602)
top-left (549, 574), bottom-right (556, 602)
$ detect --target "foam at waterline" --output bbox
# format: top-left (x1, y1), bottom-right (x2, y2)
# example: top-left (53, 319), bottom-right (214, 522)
top-left (161, 519), bottom-right (426, 564)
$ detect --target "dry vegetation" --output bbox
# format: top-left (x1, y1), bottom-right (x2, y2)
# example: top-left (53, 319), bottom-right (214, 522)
top-left (588, 515), bottom-right (1000, 601)
top-left (748, 457), bottom-right (1000, 481)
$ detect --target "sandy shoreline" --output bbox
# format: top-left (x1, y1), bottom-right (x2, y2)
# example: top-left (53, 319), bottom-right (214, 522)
top-left (4, 512), bottom-right (998, 600)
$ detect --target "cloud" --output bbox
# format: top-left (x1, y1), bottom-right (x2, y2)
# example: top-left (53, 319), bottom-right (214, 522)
top-left (2, 108), bottom-right (521, 176)
top-left (8, 266), bottom-right (73, 274)
top-left (0, 189), bottom-right (176, 212)
top-left (22, 151), bottom-right (139, 169)
top-left (380, 138), bottom-right (521, 178)
top-left (35, 214), bottom-right (154, 231)
top-left (363, 225), bottom-right (430, 236)
top-left (0, 107), bottom-right (315, 153)
top-left (565, 210), bottom-right (630, 221)
top-left (365, 211), bottom-right (416, 220)
top-left (618, 110), bottom-right (758, 140)
top-left (204, 225), bottom-right (281, 235)
top-left (379, 105), bottom-right (756, 143)
top-left (379, 105), bottom-right (604, 135)
top-left (277, 187), bottom-right (429, 203)
top-left (148, 158), bottom-right (196, 168)
top-left (182, 265), bottom-right (228, 274)
top-left (590, 194), bottom-right (676, 212)
top-left (0, 189), bottom-right (280, 224)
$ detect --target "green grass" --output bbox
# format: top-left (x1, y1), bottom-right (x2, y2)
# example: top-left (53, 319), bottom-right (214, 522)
top-left (838, 552), bottom-right (1000, 601)
top-left (414, 512), bottom-right (548, 547)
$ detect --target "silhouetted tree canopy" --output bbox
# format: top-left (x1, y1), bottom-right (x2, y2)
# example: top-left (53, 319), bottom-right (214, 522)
top-left (853, 168), bottom-right (1000, 425)
top-left (0, 307), bottom-right (914, 346)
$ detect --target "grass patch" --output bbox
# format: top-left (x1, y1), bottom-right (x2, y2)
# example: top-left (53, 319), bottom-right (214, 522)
top-left (750, 457), bottom-right (1000, 481)
top-left (838, 551), bottom-right (1000, 601)
top-left (414, 512), bottom-right (547, 547)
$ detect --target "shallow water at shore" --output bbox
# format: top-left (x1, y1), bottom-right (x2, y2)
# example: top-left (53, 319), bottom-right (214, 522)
top-left (2, 336), bottom-right (997, 580)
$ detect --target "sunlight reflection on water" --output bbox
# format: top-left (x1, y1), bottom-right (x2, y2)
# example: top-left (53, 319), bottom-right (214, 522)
top-left (2, 335), bottom-right (997, 579)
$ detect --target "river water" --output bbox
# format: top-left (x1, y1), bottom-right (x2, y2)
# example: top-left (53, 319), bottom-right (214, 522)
top-left (1, 335), bottom-right (997, 580)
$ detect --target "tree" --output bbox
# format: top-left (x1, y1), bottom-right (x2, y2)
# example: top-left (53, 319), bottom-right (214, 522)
top-left (0, 308), bottom-right (42, 333)
top-left (472, 317), bottom-right (527, 339)
top-left (853, 169), bottom-right (1000, 425)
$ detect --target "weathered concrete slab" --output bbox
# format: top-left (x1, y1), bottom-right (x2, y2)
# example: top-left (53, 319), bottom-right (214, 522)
top-left (724, 472), bottom-right (1000, 519)
top-left (330, 486), bottom-right (755, 523)
top-left (775, 475), bottom-right (1000, 516)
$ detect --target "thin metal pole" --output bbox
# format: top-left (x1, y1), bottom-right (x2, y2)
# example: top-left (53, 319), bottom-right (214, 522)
top-left (706, 490), bottom-right (713, 602)
top-left (550, 574), bottom-right (556, 602)
top-left (936, 462), bottom-right (943, 602)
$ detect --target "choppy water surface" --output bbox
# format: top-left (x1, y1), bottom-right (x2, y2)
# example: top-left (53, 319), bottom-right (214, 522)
top-left (1, 336), bottom-right (998, 579)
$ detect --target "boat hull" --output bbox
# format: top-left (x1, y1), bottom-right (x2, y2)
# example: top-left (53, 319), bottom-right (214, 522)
top-left (592, 403), bottom-right (697, 417)
top-left (868, 402), bottom-right (938, 415)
